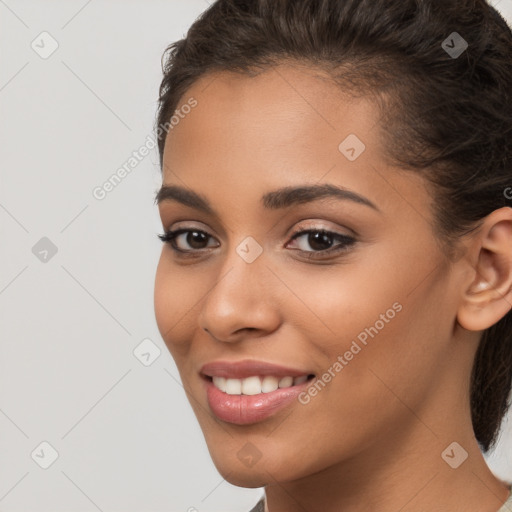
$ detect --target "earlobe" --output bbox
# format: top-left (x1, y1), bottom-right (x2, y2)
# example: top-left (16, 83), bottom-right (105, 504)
top-left (456, 207), bottom-right (512, 332)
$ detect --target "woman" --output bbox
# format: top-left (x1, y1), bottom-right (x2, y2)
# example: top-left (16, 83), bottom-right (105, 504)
top-left (153, 0), bottom-right (512, 510)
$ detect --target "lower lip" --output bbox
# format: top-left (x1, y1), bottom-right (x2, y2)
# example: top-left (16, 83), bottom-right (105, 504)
top-left (204, 377), bottom-right (313, 425)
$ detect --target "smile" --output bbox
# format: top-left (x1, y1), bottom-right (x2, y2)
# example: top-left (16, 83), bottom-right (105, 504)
top-left (209, 374), bottom-right (314, 395)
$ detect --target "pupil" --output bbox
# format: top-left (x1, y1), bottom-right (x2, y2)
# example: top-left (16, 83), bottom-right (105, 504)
top-left (309, 232), bottom-right (332, 251)
top-left (188, 231), bottom-right (207, 249)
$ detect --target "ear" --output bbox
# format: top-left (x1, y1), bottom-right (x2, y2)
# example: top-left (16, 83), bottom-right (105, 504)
top-left (457, 207), bottom-right (512, 331)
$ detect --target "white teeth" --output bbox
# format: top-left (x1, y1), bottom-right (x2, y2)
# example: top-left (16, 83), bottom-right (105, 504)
top-left (211, 375), bottom-right (310, 395)
top-left (225, 378), bottom-right (242, 395)
top-left (212, 376), bottom-right (226, 392)
top-left (241, 376), bottom-right (262, 395)
top-left (261, 376), bottom-right (279, 393)
top-left (278, 376), bottom-right (293, 388)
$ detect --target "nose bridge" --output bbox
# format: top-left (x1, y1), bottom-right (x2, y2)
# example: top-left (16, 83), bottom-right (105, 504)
top-left (199, 237), bottom-right (279, 340)
top-left (213, 233), bottom-right (268, 299)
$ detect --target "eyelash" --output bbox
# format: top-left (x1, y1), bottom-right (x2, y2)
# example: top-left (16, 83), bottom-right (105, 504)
top-left (157, 227), bottom-right (356, 260)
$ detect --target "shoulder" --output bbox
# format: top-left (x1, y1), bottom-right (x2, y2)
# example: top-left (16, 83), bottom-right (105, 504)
top-left (498, 483), bottom-right (512, 512)
top-left (247, 495), bottom-right (265, 512)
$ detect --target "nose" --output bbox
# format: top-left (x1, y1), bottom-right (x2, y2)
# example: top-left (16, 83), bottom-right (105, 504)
top-left (198, 250), bottom-right (281, 343)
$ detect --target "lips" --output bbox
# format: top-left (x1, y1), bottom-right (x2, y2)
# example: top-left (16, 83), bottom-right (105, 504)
top-left (199, 359), bottom-right (316, 424)
top-left (200, 359), bottom-right (314, 379)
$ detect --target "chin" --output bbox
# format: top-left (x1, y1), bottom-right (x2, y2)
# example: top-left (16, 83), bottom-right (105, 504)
top-left (206, 446), bottom-right (267, 486)
top-left (222, 470), bottom-right (268, 489)
top-left (206, 444), bottom-right (306, 488)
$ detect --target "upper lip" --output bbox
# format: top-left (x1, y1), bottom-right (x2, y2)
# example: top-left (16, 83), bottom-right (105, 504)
top-left (200, 359), bottom-right (314, 379)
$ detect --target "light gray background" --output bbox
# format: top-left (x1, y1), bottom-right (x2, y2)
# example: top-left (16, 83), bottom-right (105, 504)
top-left (1, 1), bottom-right (511, 511)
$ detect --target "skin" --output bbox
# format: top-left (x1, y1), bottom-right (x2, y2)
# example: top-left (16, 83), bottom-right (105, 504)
top-left (153, 62), bottom-right (512, 512)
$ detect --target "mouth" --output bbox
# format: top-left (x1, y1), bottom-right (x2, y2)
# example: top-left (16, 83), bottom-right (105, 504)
top-left (201, 373), bottom-right (316, 395)
top-left (199, 359), bottom-right (317, 424)
top-left (201, 373), bottom-right (316, 425)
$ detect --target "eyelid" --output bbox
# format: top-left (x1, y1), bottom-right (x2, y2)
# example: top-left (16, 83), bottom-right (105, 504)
top-left (286, 219), bottom-right (355, 240)
top-left (167, 220), bottom-right (211, 232)
top-left (165, 219), bottom-right (353, 245)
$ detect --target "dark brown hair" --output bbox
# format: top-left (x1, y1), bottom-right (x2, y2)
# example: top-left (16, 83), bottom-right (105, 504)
top-left (155, 0), bottom-right (512, 452)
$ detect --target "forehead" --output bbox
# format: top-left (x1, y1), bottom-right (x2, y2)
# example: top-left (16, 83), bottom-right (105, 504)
top-left (163, 63), bottom-right (383, 170)
top-left (184, 64), bottom-right (378, 128)
top-left (160, 62), bottom-right (431, 224)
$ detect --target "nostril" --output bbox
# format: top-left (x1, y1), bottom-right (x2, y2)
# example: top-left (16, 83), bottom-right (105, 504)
top-left (236, 327), bottom-right (257, 334)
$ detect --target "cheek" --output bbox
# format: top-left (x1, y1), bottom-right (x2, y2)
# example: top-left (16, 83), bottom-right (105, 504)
top-left (153, 254), bottom-right (202, 357)
top-left (153, 255), bottom-right (173, 337)
top-left (273, 257), bottom-right (403, 352)
top-left (278, 249), bottom-right (451, 401)
top-left (317, 294), bottom-right (451, 457)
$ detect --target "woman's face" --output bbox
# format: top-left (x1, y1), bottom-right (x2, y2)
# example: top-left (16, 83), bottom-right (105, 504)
top-left (154, 63), bottom-right (473, 487)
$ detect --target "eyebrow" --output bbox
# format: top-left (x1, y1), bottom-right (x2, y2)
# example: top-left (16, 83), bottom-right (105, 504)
top-left (154, 183), bottom-right (380, 213)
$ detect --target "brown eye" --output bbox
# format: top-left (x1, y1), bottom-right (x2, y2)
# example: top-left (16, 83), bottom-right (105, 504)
top-left (182, 231), bottom-right (209, 249)
top-left (158, 229), bottom-right (219, 252)
top-left (287, 229), bottom-right (356, 259)
top-left (306, 232), bottom-right (335, 251)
